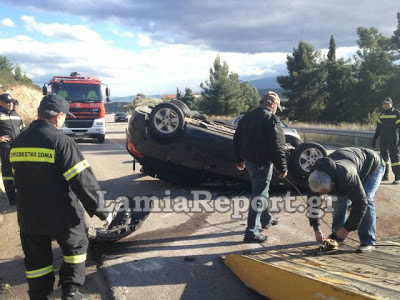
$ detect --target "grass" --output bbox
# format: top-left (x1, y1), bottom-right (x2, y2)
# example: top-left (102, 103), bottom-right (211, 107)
top-left (287, 121), bottom-right (374, 131)
top-left (206, 115), bottom-right (377, 148)
top-left (285, 121), bottom-right (376, 148)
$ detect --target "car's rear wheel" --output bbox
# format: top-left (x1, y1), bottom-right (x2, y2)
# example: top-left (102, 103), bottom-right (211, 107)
top-left (170, 100), bottom-right (191, 117)
top-left (149, 102), bottom-right (185, 139)
top-left (291, 142), bottom-right (327, 176)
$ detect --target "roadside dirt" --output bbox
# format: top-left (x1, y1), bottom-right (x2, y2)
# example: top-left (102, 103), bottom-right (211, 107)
top-left (0, 85), bottom-right (42, 124)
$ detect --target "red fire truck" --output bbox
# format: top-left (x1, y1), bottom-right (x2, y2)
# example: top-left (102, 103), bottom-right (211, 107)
top-left (42, 72), bottom-right (111, 143)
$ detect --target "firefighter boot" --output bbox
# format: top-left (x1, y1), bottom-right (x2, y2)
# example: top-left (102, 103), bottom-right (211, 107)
top-left (61, 284), bottom-right (89, 300)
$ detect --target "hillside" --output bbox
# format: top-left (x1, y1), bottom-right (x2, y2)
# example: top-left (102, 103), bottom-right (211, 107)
top-left (246, 76), bottom-right (280, 89)
top-left (0, 85), bottom-right (43, 125)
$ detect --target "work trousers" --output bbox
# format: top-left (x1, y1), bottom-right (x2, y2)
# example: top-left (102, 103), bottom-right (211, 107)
top-left (0, 147), bottom-right (16, 204)
top-left (380, 140), bottom-right (400, 180)
top-left (20, 222), bottom-right (88, 300)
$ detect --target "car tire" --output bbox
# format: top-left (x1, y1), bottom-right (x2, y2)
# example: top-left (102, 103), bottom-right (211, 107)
top-left (149, 102), bottom-right (185, 139)
top-left (97, 134), bottom-right (105, 143)
top-left (170, 100), bottom-right (191, 117)
top-left (285, 135), bottom-right (302, 147)
top-left (290, 142), bottom-right (327, 176)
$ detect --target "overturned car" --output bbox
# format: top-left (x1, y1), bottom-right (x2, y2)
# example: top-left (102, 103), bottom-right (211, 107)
top-left (126, 100), bottom-right (327, 190)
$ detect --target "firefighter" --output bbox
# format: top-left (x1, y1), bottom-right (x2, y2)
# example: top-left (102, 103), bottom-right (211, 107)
top-left (372, 97), bottom-right (400, 184)
top-left (0, 93), bottom-right (25, 205)
top-left (10, 94), bottom-right (112, 300)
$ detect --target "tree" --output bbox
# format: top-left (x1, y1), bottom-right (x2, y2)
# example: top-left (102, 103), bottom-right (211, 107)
top-left (324, 58), bottom-right (356, 122)
top-left (240, 82), bottom-right (259, 112)
top-left (0, 55), bottom-right (13, 72)
top-left (181, 87), bottom-right (197, 109)
top-left (353, 26), bottom-right (397, 120)
top-left (323, 35), bottom-right (356, 122)
top-left (391, 12), bottom-right (400, 55)
top-left (327, 35), bottom-right (336, 62)
top-left (199, 55), bottom-right (247, 115)
top-left (176, 88), bottom-right (182, 100)
top-left (14, 64), bottom-right (23, 81)
top-left (277, 41), bottom-right (328, 121)
top-left (131, 94), bottom-right (162, 108)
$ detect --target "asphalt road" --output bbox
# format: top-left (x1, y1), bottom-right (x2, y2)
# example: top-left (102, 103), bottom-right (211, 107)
top-left (1, 114), bottom-right (399, 299)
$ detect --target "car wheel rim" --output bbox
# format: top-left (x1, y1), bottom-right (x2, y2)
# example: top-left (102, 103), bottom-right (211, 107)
top-left (154, 108), bottom-right (180, 133)
top-left (298, 148), bottom-right (324, 172)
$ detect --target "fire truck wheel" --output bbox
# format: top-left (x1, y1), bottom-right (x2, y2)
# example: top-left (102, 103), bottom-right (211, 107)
top-left (97, 134), bottom-right (105, 143)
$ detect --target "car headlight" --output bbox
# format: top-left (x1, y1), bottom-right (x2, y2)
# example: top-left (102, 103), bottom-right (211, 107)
top-left (95, 121), bottom-right (104, 126)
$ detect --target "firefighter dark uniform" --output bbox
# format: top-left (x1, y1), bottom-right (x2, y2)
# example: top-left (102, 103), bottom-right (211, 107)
top-left (372, 98), bottom-right (400, 182)
top-left (0, 93), bottom-right (25, 205)
top-left (10, 95), bottom-right (108, 299)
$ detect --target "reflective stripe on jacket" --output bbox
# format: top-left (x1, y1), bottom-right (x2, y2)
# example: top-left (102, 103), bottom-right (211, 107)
top-left (11, 120), bottom-right (108, 234)
top-left (0, 108), bottom-right (24, 148)
top-left (373, 107), bottom-right (400, 143)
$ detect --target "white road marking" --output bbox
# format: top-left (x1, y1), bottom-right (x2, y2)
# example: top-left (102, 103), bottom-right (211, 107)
top-left (106, 134), bottom-right (126, 151)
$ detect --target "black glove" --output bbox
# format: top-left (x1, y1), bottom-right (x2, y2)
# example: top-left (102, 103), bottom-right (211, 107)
top-left (371, 139), bottom-right (376, 148)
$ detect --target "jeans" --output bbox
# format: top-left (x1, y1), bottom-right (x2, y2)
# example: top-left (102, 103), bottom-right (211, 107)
top-left (244, 160), bottom-right (274, 238)
top-left (330, 164), bottom-right (385, 245)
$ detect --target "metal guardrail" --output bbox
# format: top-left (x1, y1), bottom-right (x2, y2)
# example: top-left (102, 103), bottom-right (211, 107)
top-left (292, 127), bottom-right (375, 147)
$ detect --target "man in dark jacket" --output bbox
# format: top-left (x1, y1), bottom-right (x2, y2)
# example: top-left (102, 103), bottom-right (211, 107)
top-left (234, 91), bottom-right (287, 243)
top-left (0, 93), bottom-right (25, 205)
top-left (372, 97), bottom-right (400, 184)
top-left (308, 147), bottom-right (385, 253)
top-left (11, 94), bottom-right (112, 300)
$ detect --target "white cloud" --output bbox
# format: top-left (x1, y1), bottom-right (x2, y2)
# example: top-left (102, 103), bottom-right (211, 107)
top-left (320, 46), bottom-right (358, 61)
top-left (15, 35), bottom-right (32, 42)
top-left (122, 31), bottom-right (134, 38)
top-left (108, 28), bottom-right (135, 39)
top-left (21, 15), bottom-right (104, 43)
top-left (1, 18), bottom-right (15, 28)
top-left (0, 17), bottom-right (358, 96)
top-left (137, 33), bottom-right (151, 47)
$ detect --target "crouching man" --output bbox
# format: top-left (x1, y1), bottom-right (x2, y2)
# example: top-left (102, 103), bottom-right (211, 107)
top-left (308, 147), bottom-right (385, 253)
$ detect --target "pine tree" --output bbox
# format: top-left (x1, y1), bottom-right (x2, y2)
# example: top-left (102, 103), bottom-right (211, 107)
top-left (199, 55), bottom-right (246, 115)
top-left (354, 26), bottom-right (396, 120)
top-left (14, 64), bottom-right (23, 81)
top-left (176, 88), bottom-right (182, 100)
top-left (0, 55), bottom-right (13, 72)
top-left (277, 41), bottom-right (328, 121)
top-left (327, 35), bottom-right (336, 61)
top-left (181, 87), bottom-right (197, 109)
top-left (240, 82), bottom-right (260, 112)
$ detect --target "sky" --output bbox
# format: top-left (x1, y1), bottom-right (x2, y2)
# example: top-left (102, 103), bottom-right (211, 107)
top-left (0, 1), bottom-right (398, 96)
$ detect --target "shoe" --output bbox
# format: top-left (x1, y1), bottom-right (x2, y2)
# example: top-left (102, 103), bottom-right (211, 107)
top-left (356, 244), bottom-right (373, 253)
top-left (62, 284), bottom-right (90, 300)
top-left (243, 234), bottom-right (268, 243)
top-left (261, 219), bottom-right (279, 230)
top-left (392, 180), bottom-right (400, 185)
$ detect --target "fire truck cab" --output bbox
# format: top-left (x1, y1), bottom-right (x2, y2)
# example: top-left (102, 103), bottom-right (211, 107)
top-left (42, 72), bottom-right (111, 143)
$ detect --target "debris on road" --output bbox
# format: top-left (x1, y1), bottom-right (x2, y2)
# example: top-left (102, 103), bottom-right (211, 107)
top-left (311, 238), bottom-right (339, 255)
top-left (0, 283), bottom-right (11, 294)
